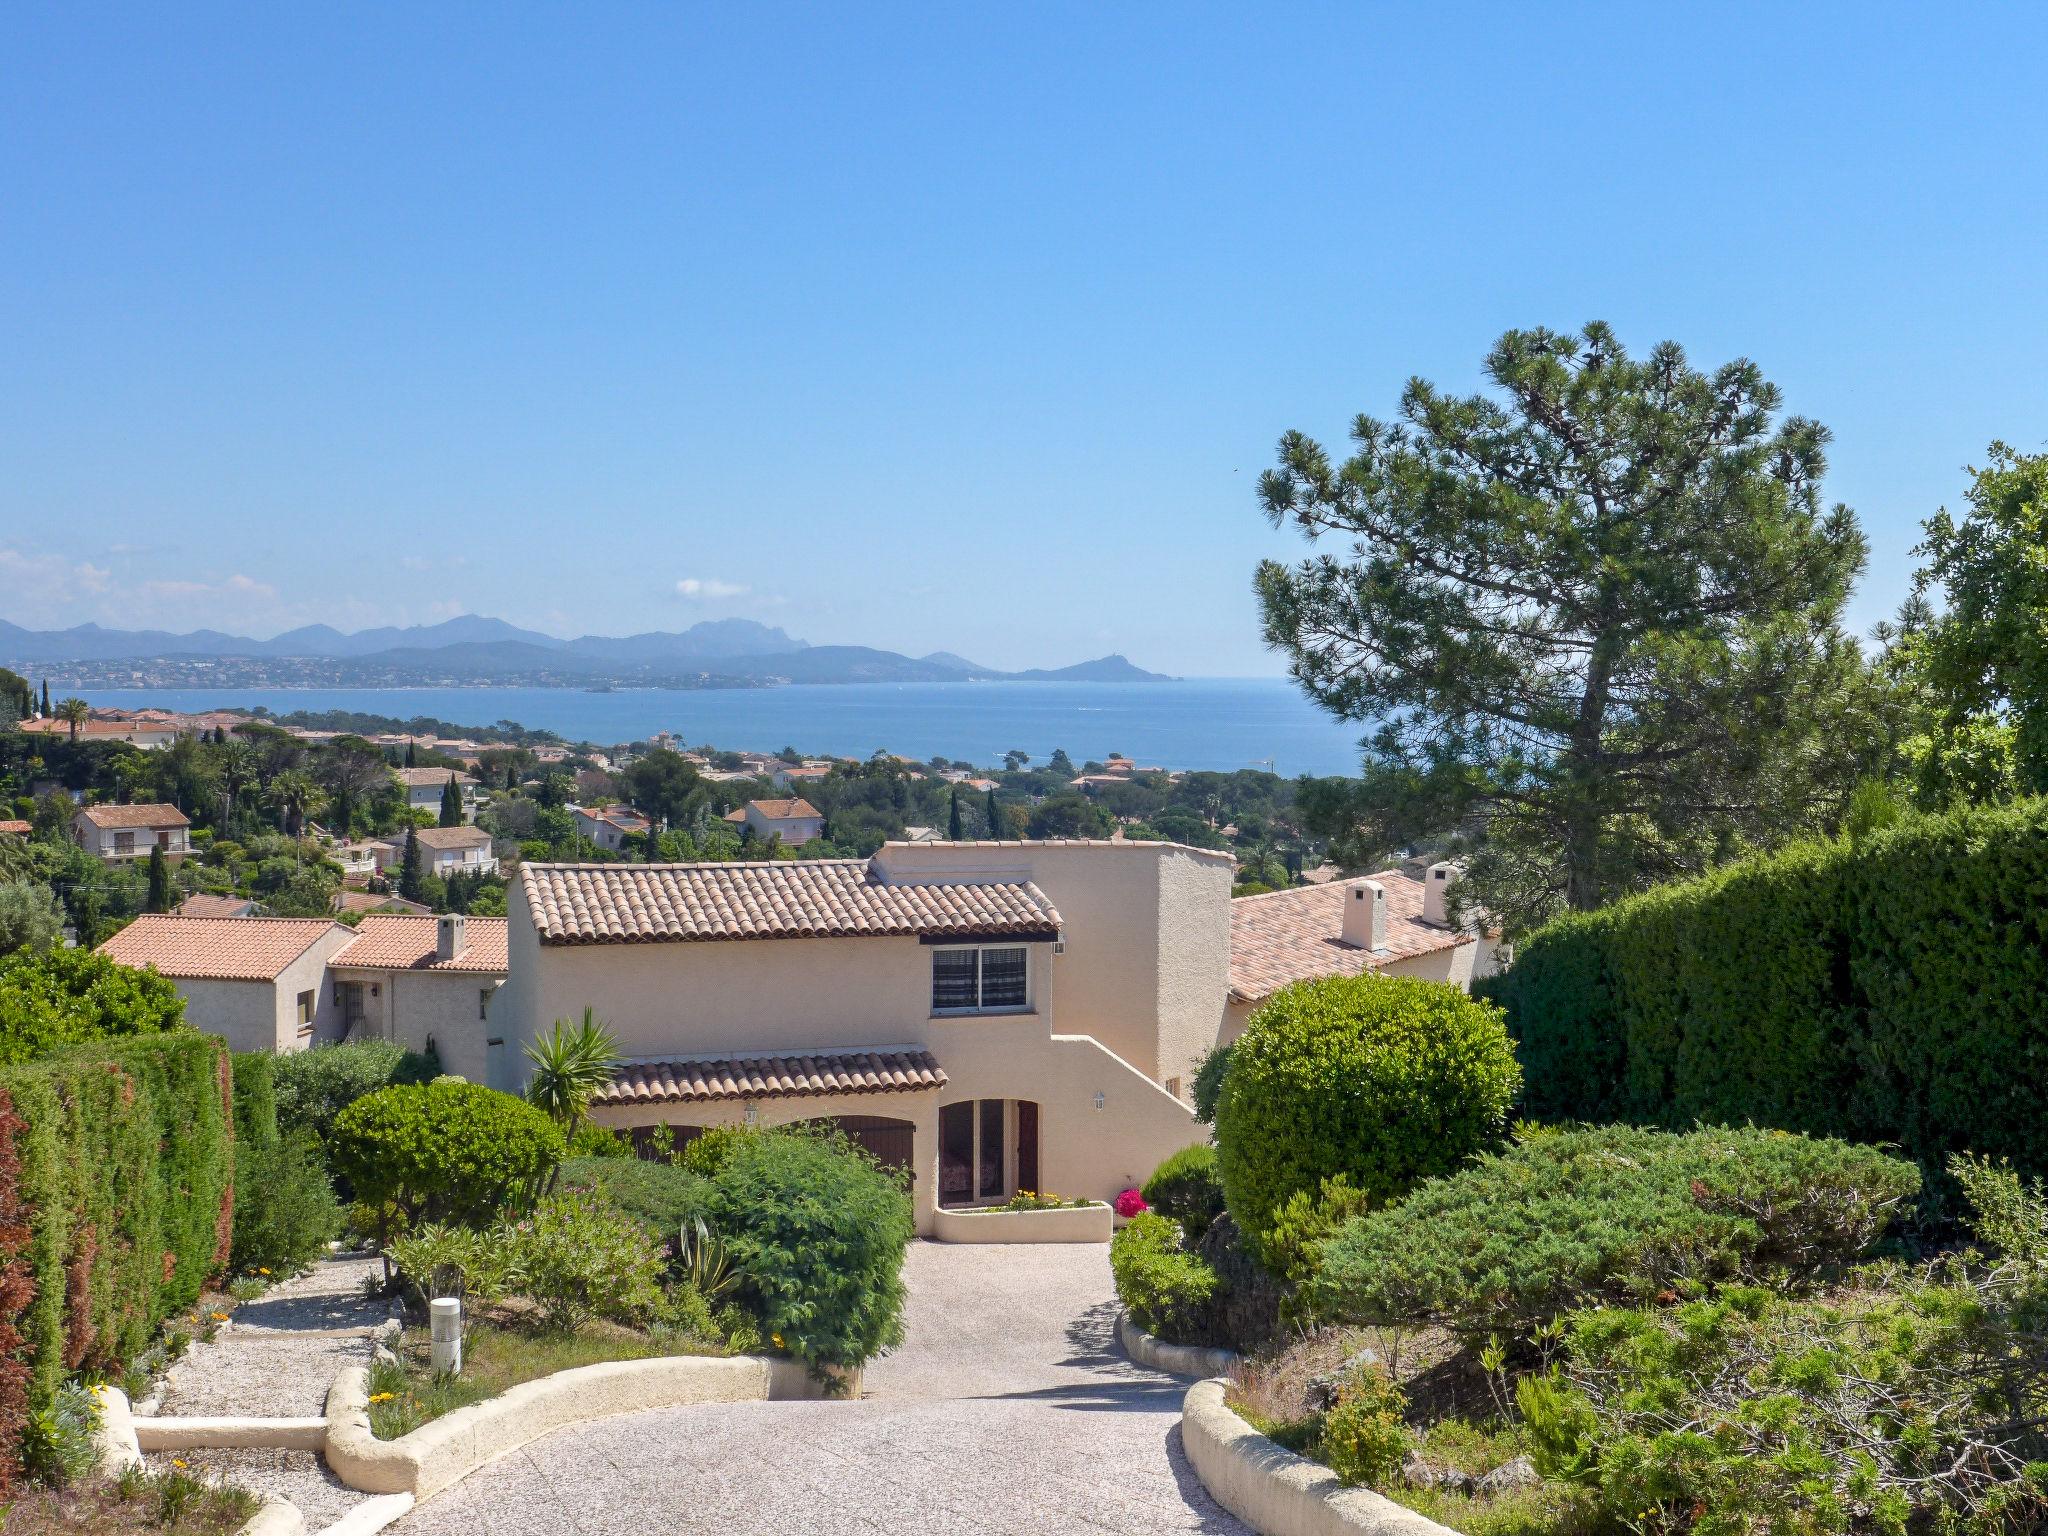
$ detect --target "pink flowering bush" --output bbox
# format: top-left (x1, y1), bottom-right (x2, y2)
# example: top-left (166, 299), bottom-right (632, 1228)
top-left (1114, 1187), bottom-right (1149, 1219)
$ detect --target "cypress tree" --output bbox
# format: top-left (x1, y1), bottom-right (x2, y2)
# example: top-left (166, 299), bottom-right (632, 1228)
top-left (405, 740), bottom-right (417, 768)
top-left (985, 788), bottom-right (1001, 838)
top-left (146, 844), bottom-right (173, 913)
top-left (398, 825), bottom-right (425, 902)
top-left (949, 786), bottom-right (963, 841)
top-left (40, 678), bottom-right (51, 717)
top-left (439, 774), bottom-right (462, 827)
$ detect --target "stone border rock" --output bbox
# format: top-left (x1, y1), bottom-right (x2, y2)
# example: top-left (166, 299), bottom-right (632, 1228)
top-left (89, 1388), bottom-right (307, 1536)
top-left (1181, 1379), bottom-right (1455, 1536)
top-left (325, 1353), bottom-right (831, 1500)
top-left (1118, 1312), bottom-right (1240, 1378)
top-left (931, 1201), bottom-right (1113, 1243)
top-left (236, 1499), bottom-right (306, 1536)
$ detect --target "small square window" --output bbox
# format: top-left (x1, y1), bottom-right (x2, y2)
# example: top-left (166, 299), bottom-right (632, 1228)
top-left (296, 990), bottom-right (315, 1027)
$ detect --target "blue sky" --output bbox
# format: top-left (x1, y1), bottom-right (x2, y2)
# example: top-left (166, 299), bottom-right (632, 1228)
top-left (3, 4), bottom-right (2045, 674)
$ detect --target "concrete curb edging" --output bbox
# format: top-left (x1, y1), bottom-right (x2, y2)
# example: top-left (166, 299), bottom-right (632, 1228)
top-left (236, 1499), bottom-right (306, 1536)
top-left (1118, 1312), bottom-right (1240, 1378)
top-left (931, 1201), bottom-right (1114, 1244)
top-left (325, 1353), bottom-right (827, 1501)
top-left (90, 1385), bottom-right (145, 1477)
top-left (133, 1415), bottom-right (330, 1452)
top-left (1181, 1379), bottom-right (1455, 1536)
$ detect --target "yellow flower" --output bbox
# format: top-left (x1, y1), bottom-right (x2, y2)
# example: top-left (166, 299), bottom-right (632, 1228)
top-left (368, 1391), bottom-right (396, 1404)
top-left (257, 1267), bottom-right (271, 1276)
top-left (771, 1333), bottom-right (785, 1348)
top-left (172, 1458), bottom-right (188, 1469)
top-left (211, 1311), bottom-right (229, 1321)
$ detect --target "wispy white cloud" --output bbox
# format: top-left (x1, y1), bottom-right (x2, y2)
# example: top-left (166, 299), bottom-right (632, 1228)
top-left (0, 547), bottom-right (112, 604)
top-left (673, 577), bottom-right (748, 600)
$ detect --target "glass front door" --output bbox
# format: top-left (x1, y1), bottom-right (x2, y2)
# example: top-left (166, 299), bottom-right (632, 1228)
top-left (939, 1100), bottom-right (1012, 1207)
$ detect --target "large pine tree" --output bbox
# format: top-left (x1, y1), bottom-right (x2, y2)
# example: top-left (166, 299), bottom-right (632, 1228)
top-left (1257, 323), bottom-right (1881, 932)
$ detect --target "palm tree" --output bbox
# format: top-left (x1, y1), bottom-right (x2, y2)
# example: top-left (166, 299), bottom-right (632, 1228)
top-left (268, 770), bottom-right (322, 837)
top-left (215, 739), bottom-right (258, 829)
top-left (54, 696), bottom-right (89, 745)
top-left (523, 1007), bottom-right (623, 1132)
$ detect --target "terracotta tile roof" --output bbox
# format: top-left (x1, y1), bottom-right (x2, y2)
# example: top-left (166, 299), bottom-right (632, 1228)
top-left (79, 803), bottom-right (190, 830)
top-left (174, 893), bottom-right (257, 918)
top-left (0, 820), bottom-right (29, 836)
top-left (746, 798), bottom-right (821, 821)
top-left (520, 859), bottom-right (1061, 946)
top-left (331, 914), bottom-right (509, 973)
top-left (389, 826), bottom-right (493, 851)
top-left (333, 890), bottom-right (432, 916)
top-left (395, 767), bottom-right (477, 788)
top-left (98, 915), bottom-right (345, 981)
top-left (1227, 871), bottom-right (1472, 1003)
top-left (592, 1048), bottom-right (947, 1107)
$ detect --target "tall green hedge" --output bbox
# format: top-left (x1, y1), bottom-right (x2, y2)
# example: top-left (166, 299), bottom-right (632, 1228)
top-left (0, 1032), bottom-right (234, 1428)
top-left (1484, 796), bottom-right (2048, 1171)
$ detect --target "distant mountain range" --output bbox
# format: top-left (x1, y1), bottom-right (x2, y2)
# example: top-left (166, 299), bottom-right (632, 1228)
top-left (0, 615), bottom-right (1174, 688)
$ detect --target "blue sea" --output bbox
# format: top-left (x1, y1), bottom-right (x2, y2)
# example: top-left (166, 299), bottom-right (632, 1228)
top-left (77, 679), bottom-right (1365, 778)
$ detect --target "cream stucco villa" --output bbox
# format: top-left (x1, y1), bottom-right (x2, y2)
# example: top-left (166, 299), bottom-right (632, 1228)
top-left (489, 840), bottom-right (1498, 1236)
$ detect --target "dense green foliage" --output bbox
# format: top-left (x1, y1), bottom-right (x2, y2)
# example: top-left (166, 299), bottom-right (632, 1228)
top-left (1189, 1040), bottom-right (1232, 1124)
top-left (1255, 322), bottom-right (1883, 931)
top-left (0, 947), bottom-right (186, 1066)
top-left (1142, 1143), bottom-right (1225, 1243)
top-left (1486, 796), bottom-right (2048, 1173)
top-left (557, 1155), bottom-right (707, 1242)
top-left (0, 1032), bottom-right (233, 1459)
top-left (271, 1038), bottom-right (440, 1149)
top-left (1214, 975), bottom-right (1520, 1257)
top-left (230, 1129), bottom-right (341, 1275)
top-left (501, 1193), bottom-right (667, 1332)
top-left (330, 1080), bottom-right (563, 1231)
top-left (1317, 1126), bottom-right (1919, 1336)
top-left (1109, 1211), bottom-right (1220, 1346)
top-left (695, 1129), bottom-right (913, 1378)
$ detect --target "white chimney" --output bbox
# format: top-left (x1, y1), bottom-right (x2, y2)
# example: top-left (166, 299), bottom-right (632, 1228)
top-left (1342, 879), bottom-right (1389, 953)
top-left (436, 913), bottom-right (466, 963)
top-left (1423, 861), bottom-right (1458, 927)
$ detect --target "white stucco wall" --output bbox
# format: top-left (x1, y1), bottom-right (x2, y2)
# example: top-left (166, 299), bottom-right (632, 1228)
top-left (172, 927), bottom-right (352, 1054)
top-left (329, 965), bottom-right (502, 1082)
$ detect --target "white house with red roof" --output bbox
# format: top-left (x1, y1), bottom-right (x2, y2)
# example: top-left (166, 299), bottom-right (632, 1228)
top-left (72, 803), bottom-right (191, 862)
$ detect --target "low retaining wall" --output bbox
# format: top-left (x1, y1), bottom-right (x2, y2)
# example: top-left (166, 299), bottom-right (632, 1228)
top-left (325, 1353), bottom-right (829, 1500)
top-left (931, 1202), bottom-right (1113, 1243)
top-left (1181, 1379), bottom-right (1453, 1536)
top-left (1117, 1312), bottom-right (1239, 1377)
top-left (134, 1415), bottom-right (329, 1452)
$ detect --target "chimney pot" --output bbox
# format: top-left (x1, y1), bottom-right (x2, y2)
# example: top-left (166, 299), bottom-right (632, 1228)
top-left (1341, 879), bottom-right (1390, 953)
top-left (437, 913), bottom-right (466, 962)
top-left (1422, 860), bottom-right (1462, 928)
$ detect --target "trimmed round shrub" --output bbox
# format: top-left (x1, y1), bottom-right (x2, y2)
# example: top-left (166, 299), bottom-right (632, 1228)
top-left (1316, 1124), bottom-right (1920, 1335)
top-left (0, 947), bottom-right (185, 1066)
top-left (1110, 1211), bottom-right (1220, 1346)
top-left (330, 1080), bottom-right (563, 1231)
top-left (698, 1129), bottom-right (913, 1380)
top-left (272, 1038), bottom-right (440, 1149)
top-left (1142, 1143), bottom-right (1225, 1243)
top-left (1215, 975), bottom-right (1521, 1258)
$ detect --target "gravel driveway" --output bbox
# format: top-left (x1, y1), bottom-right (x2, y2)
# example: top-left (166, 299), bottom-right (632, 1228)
top-left (392, 1240), bottom-right (1251, 1536)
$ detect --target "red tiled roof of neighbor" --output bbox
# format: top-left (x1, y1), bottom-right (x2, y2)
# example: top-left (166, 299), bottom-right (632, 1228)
top-left (174, 893), bottom-right (256, 918)
top-left (331, 915), bottom-right (508, 973)
top-left (0, 820), bottom-right (30, 836)
top-left (98, 915), bottom-right (344, 981)
top-left (22, 717), bottom-right (175, 738)
top-left (520, 860), bottom-right (1061, 945)
top-left (406, 827), bottom-right (492, 851)
top-left (1227, 871), bottom-right (1471, 1003)
top-left (592, 1048), bottom-right (946, 1106)
top-left (747, 798), bottom-right (820, 820)
top-left (394, 767), bottom-right (477, 788)
top-left (778, 765), bottom-right (831, 778)
top-left (333, 890), bottom-right (433, 916)
top-left (79, 803), bottom-right (190, 830)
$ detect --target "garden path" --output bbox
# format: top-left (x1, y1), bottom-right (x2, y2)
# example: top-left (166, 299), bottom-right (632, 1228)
top-left (390, 1238), bottom-right (1251, 1535)
top-left (142, 1251), bottom-right (391, 1530)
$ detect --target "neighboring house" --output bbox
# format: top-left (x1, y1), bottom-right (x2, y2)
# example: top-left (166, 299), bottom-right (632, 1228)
top-left (768, 763), bottom-right (833, 792)
top-left (73, 803), bottom-right (191, 863)
top-left (333, 890), bottom-right (433, 918)
top-left (491, 839), bottom-right (1234, 1234)
top-left (373, 826), bottom-right (499, 879)
top-left (20, 716), bottom-right (181, 750)
top-left (1223, 860), bottom-right (1502, 1043)
top-left (899, 825), bottom-right (943, 843)
top-left (326, 914), bottom-right (508, 1081)
top-left (175, 893), bottom-right (258, 918)
top-left (393, 767), bottom-right (479, 822)
top-left (327, 838), bottom-right (381, 883)
top-left (733, 797), bottom-right (825, 847)
top-left (0, 820), bottom-right (29, 838)
top-left (97, 915), bottom-right (354, 1053)
top-left (569, 803), bottom-right (650, 853)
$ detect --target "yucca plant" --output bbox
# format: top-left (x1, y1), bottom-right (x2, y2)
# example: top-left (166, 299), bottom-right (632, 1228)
top-left (522, 1007), bottom-right (622, 1133)
top-left (677, 1216), bottom-right (740, 1304)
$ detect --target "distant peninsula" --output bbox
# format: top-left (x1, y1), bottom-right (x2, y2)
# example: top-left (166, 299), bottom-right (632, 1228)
top-left (0, 615), bottom-right (1178, 690)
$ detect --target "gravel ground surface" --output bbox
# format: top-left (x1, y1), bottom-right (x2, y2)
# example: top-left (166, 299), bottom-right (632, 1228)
top-left (392, 1240), bottom-right (1251, 1536)
top-left (146, 1252), bottom-right (391, 1528)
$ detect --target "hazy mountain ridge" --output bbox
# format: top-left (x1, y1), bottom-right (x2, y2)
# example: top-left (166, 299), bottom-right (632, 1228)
top-left (0, 615), bottom-right (1172, 685)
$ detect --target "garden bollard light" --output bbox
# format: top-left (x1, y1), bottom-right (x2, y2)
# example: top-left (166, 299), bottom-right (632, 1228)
top-left (430, 1297), bottom-right (462, 1375)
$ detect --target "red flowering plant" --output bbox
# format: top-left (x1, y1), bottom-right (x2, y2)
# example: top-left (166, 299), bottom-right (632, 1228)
top-left (1114, 1187), bottom-right (1149, 1219)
